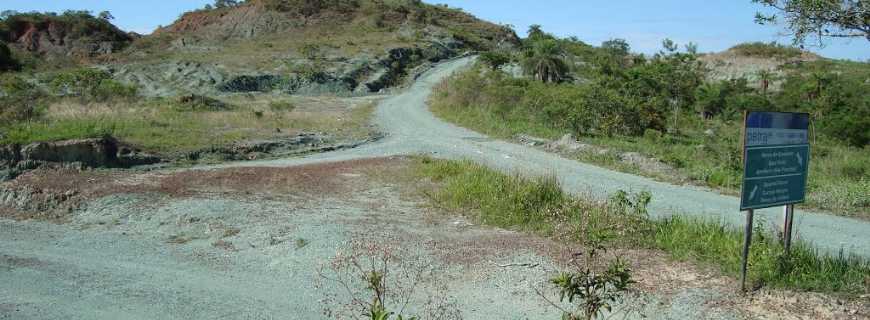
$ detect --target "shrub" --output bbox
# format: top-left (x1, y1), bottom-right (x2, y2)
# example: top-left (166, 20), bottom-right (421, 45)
top-left (92, 79), bottom-right (138, 101)
top-left (316, 238), bottom-right (461, 320)
top-left (48, 68), bottom-right (111, 96)
top-left (45, 68), bottom-right (139, 102)
top-left (0, 93), bottom-right (42, 125)
top-left (478, 51), bottom-right (511, 70)
top-left (174, 94), bottom-right (233, 112)
top-left (0, 41), bottom-right (19, 71)
top-left (543, 241), bottom-right (635, 320)
top-left (0, 74), bottom-right (42, 125)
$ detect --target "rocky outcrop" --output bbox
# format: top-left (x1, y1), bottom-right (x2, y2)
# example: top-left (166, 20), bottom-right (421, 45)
top-left (1, 12), bottom-right (133, 60)
top-left (0, 137), bottom-right (160, 181)
top-left (107, 61), bottom-right (226, 97)
top-left (21, 138), bottom-right (119, 168)
top-left (219, 75), bottom-right (287, 92)
top-left (214, 41), bottom-right (461, 96)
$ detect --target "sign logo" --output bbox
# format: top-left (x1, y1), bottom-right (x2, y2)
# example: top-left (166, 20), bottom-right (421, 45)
top-left (740, 112), bottom-right (810, 210)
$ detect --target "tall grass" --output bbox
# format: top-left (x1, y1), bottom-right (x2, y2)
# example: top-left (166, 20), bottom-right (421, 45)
top-left (413, 157), bottom-right (870, 295)
top-left (656, 216), bottom-right (869, 293)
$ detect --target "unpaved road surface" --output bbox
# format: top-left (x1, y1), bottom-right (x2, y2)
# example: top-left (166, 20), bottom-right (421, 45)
top-left (212, 57), bottom-right (870, 259)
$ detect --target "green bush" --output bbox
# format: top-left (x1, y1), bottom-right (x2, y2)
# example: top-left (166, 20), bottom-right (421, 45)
top-left (0, 94), bottom-right (42, 126)
top-left (45, 68), bottom-right (139, 102)
top-left (0, 41), bottom-right (19, 71)
top-left (93, 79), bottom-right (138, 101)
top-left (0, 74), bottom-right (42, 125)
top-left (48, 68), bottom-right (111, 96)
top-left (478, 50), bottom-right (511, 70)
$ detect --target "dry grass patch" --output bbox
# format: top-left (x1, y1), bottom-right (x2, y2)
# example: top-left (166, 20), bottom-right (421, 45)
top-left (3, 94), bottom-right (378, 155)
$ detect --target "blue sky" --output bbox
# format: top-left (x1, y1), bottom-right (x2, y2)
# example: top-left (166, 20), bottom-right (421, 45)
top-left (3, 0), bottom-right (868, 60)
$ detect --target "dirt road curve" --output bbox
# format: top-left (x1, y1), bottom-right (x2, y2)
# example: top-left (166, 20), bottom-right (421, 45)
top-left (213, 57), bottom-right (870, 259)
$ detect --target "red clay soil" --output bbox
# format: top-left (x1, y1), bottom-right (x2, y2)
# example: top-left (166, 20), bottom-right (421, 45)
top-left (1, 157), bottom-right (406, 222)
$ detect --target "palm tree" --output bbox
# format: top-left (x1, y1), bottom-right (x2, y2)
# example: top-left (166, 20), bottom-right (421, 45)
top-left (522, 40), bottom-right (568, 83)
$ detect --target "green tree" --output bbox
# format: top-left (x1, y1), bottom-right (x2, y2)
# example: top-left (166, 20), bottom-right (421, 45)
top-left (522, 40), bottom-right (568, 83)
top-left (753, 0), bottom-right (870, 46)
top-left (97, 11), bottom-right (113, 20)
top-left (601, 38), bottom-right (630, 57)
top-left (214, 0), bottom-right (239, 9)
top-left (695, 82), bottom-right (726, 119)
top-left (527, 24), bottom-right (547, 41)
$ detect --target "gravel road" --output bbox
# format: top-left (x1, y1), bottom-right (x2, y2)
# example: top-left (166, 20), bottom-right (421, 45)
top-left (211, 57), bottom-right (870, 259)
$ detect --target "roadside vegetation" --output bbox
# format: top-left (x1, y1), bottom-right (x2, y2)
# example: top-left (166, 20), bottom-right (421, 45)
top-left (412, 157), bottom-right (870, 296)
top-left (430, 27), bottom-right (869, 218)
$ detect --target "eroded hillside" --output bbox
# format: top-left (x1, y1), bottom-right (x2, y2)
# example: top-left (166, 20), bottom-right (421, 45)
top-left (111, 0), bottom-right (519, 96)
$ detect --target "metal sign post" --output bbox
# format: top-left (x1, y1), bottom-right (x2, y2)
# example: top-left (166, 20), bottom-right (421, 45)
top-left (740, 209), bottom-right (754, 292)
top-left (739, 111), bottom-right (810, 291)
top-left (783, 204), bottom-right (795, 253)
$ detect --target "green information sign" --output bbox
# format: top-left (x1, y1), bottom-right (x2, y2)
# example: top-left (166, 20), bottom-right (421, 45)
top-left (740, 112), bottom-right (810, 210)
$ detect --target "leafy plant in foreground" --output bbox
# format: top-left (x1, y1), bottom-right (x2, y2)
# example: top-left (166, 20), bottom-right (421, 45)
top-left (316, 237), bottom-right (462, 320)
top-left (540, 240), bottom-right (636, 320)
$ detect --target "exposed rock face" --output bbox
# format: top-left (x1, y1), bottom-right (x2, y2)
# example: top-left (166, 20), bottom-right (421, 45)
top-left (108, 61), bottom-right (226, 97)
top-left (219, 75), bottom-right (286, 92)
top-left (2, 14), bottom-right (133, 60)
top-left (0, 137), bottom-right (160, 181)
top-left (21, 138), bottom-right (119, 168)
top-left (214, 42), bottom-right (461, 96)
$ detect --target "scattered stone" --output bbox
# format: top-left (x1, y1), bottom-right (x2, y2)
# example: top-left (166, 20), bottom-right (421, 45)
top-left (618, 152), bottom-right (683, 179)
top-left (546, 134), bottom-right (592, 152)
top-left (515, 134), bottom-right (549, 147)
